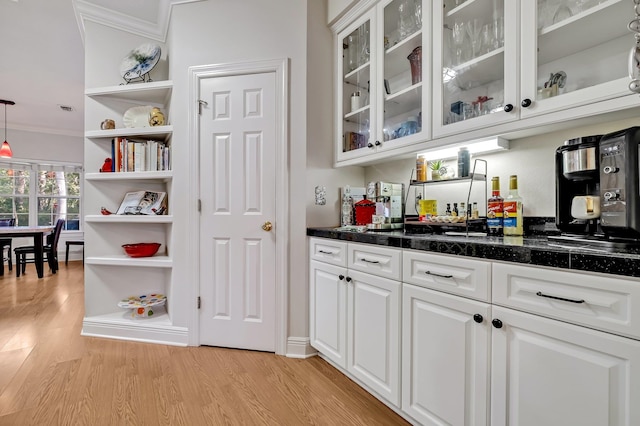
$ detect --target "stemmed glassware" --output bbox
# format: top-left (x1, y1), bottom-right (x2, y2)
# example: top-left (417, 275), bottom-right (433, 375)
top-left (451, 21), bottom-right (466, 65)
top-left (466, 19), bottom-right (483, 60)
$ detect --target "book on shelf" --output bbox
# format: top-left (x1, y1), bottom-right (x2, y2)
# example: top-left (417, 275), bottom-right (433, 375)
top-left (116, 190), bottom-right (168, 215)
top-left (110, 137), bottom-right (171, 172)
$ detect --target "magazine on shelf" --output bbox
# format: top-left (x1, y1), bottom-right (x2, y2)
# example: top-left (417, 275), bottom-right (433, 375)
top-left (116, 190), bottom-right (167, 215)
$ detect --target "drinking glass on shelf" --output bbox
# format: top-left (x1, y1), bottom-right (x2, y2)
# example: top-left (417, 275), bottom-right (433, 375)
top-left (347, 33), bottom-right (359, 71)
top-left (466, 19), bottom-right (483, 59)
top-left (552, 1), bottom-right (572, 25)
top-left (398, 0), bottom-right (416, 40)
top-left (493, 16), bottom-right (504, 48)
top-left (481, 24), bottom-right (493, 54)
top-left (451, 21), bottom-right (466, 65)
top-left (414, 0), bottom-right (422, 30)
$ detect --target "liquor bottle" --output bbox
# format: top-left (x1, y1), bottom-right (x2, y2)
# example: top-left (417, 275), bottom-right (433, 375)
top-left (452, 202), bottom-right (459, 216)
top-left (487, 177), bottom-right (504, 235)
top-left (503, 175), bottom-right (524, 236)
top-left (445, 203), bottom-right (452, 215)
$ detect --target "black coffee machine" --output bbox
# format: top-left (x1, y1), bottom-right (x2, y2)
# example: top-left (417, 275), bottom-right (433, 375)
top-left (555, 127), bottom-right (640, 245)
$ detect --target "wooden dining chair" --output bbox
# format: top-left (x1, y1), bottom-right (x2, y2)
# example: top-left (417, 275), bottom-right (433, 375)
top-left (0, 217), bottom-right (16, 275)
top-left (14, 219), bottom-right (64, 277)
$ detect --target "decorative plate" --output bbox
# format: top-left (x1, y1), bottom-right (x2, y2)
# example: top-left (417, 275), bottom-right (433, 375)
top-left (123, 105), bottom-right (154, 128)
top-left (119, 43), bottom-right (161, 83)
top-left (118, 293), bottom-right (167, 318)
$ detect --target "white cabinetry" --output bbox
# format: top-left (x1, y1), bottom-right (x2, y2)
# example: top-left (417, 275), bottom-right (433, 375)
top-left (82, 81), bottom-right (187, 345)
top-left (490, 305), bottom-right (640, 426)
top-left (403, 283), bottom-right (490, 426)
top-left (309, 238), bottom-right (401, 406)
top-left (491, 262), bottom-right (640, 426)
top-left (336, 0), bottom-right (429, 163)
top-left (402, 250), bottom-right (491, 425)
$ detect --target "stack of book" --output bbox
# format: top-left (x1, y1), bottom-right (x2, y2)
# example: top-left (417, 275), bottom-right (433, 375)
top-left (111, 137), bottom-right (171, 172)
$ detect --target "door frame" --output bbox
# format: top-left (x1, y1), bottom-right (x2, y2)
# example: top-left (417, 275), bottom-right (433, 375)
top-left (188, 58), bottom-right (289, 354)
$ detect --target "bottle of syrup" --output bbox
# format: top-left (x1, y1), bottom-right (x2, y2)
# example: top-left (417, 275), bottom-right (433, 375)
top-left (503, 175), bottom-right (524, 236)
top-left (487, 177), bottom-right (504, 235)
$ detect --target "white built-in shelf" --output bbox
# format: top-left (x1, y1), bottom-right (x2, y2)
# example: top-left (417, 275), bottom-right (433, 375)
top-left (344, 62), bottom-right (371, 88)
top-left (85, 80), bottom-right (173, 104)
top-left (384, 30), bottom-right (422, 79)
top-left (384, 83), bottom-right (422, 118)
top-left (85, 255), bottom-right (172, 268)
top-left (85, 171), bottom-right (173, 182)
top-left (84, 311), bottom-right (173, 328)
top-left (85, 125), bottom-right (173, 140)
top-left (85, 215), bottom-right (174, 224)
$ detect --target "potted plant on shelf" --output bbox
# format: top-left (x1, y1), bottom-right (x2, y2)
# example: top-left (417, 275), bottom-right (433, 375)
top-left (429, 160), bottom-right (444, 180)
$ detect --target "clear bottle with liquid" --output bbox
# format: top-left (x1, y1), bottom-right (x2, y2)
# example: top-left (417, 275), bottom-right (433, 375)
top-left (503, 175), bottom-right (524, 236)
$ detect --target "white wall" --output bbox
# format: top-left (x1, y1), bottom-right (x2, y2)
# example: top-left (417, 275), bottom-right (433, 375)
top-left (307, 0), bottom-right (365, 229)
top-left (4, 129), bottom-right (83, 164)
top-left (364, 116), bottom-right (640, 217)
top-left (170, 0), bottom-right (310, 341)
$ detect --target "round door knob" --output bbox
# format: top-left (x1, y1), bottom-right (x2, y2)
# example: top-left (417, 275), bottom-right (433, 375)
top-left (367, 142), bottom-right (374, 148)
top-left (521, 98), bottom-right (532, 108)
top-left (473, 314), bottom-right (484, 323)
top-left (262, 221), bottom-right (273, 231)
top-left (338, 274), bottom-right (345, 280)
top-left (503, 104), bottom-right (514, 112)
top-left (492, 318), bottom-right (503, 329)
top-left (345, 276), bottom-right (352, 282)
top-left (374, 140), bottom-right (382, 146)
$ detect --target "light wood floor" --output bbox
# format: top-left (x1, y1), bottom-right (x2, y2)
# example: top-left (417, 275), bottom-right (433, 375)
top-left (0, 262), bottom-right (410, 425)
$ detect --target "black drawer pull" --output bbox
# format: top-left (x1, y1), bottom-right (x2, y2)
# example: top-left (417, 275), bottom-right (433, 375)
top-left (425, 270), bottom-right (453, 279)
top-left (536, 291), bottom-right (585, 304)
top-left (318, 250), bottom-right (335, 255)
top-left (360, 258), bottom-right (380, 264)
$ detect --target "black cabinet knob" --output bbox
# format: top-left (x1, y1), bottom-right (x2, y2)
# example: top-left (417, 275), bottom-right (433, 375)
top-left (492, 318), bottom-right (503, 329)
top-left (367, 142), bottom-right (374, 148)
top-left (473, 314), bottom-right (483, 323)
top-left (338, 274), bottom-right (345, 280)
top-left (374, 140), bottom-right (382, 146)
top-left (521, 98), bottom-right (532, 108)
top-left (345, 276), bottom-right (352, 282)
top-left (503, 104), bottom-right (514, 112)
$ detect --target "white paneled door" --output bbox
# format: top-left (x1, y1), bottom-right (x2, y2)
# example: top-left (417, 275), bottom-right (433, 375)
top-left (199, 71), bottom-right (277, 351)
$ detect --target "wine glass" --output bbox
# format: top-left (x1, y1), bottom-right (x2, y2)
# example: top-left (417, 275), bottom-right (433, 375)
top-left (451, 21), bottom-right (466, 65)
top-left (466, 19), bottom-right (482, 59)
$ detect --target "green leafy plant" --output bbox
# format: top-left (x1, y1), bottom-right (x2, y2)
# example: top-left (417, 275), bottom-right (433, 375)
top-left (429, 159), bottom-right (444, 171)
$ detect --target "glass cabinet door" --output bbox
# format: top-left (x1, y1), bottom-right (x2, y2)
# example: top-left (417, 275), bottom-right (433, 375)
top-left (380, 0), bottom-right (427, 147)
top-left (520, 0), bottom-right (630, 118)
top-left (433, 0), bottom-right (517, 138)
top-left (338, 13), bottom-right (375, 160)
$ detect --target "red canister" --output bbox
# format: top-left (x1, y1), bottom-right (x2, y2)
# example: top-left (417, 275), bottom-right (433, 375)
top-left (354, 199), bottom-right (376, 225)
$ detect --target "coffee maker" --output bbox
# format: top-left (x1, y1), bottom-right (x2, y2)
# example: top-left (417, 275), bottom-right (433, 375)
top-left (366, 181), bottom-right (405, 230)
top-left (555, 127), bottom-right (640, 244)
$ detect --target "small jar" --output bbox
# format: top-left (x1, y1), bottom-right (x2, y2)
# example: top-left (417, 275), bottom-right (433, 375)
top-left (351, 91), bottom-right (361, 112)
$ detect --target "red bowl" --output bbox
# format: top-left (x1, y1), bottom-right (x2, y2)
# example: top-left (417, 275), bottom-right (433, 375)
top-left (122, 243), bottom-right (161, 258)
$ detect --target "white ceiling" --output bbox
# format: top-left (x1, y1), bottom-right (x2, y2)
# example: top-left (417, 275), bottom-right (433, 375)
top-left (0, 0), bottom-right (175, 138)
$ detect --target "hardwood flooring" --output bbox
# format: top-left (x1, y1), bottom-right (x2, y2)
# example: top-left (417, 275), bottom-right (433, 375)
top-left (0, 262), bottom-right (410, 425)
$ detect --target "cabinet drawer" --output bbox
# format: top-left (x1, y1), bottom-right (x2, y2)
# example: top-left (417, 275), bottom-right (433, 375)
top-left (348, 243), bottom-right (402, 281)
top-left (309, 238), bottom-right (348, 267)
top-left (493, 262), bottom-right (640, 340)
top-left (403, 250), bottom-right (491, 302)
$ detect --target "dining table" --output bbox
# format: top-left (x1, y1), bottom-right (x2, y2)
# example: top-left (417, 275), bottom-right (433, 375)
top-left (0, 226), bottom-right (53, 278)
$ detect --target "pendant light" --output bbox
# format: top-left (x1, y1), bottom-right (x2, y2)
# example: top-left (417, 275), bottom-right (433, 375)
top-left (0, 99), bottom-right (15, 158)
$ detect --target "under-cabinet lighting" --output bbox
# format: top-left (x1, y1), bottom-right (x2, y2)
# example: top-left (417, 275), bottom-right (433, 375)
top-left (417, 136), bottom-right (509, 161)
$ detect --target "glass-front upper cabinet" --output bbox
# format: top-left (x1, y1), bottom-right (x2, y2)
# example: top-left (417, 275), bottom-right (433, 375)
top-left (432, 0), bottom-right (518, 138)
top-left (378, 0), bottom-right (428, 150)
top-left (337, 11), bottom-right (375, 162)
top-left (520, 0), bottom-right (630, 118)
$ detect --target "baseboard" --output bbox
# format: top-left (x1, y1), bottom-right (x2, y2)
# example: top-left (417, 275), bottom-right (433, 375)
top-left (81, 317), bottom-right (188, 346)
top-left (285, 336), bottom-right (317, 359)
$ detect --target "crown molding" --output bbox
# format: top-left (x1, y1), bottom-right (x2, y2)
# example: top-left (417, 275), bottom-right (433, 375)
top-left (73, 0), bottom-right (204, 44)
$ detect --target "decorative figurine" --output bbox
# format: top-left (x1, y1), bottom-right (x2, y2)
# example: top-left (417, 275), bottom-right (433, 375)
top-left (100, 119), bottom-right (115, 130)
top-left (148, 107), bottom-right (165, 126)
top-left (100, 158), bottom-right (113, 172)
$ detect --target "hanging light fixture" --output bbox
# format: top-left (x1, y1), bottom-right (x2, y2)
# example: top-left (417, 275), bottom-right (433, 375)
top-left (0, 99), bottom-right (15, 158)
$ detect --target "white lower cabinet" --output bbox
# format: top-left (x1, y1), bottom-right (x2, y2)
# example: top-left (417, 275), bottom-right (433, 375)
top-left (309, 239), bottom-right (640, 425)
top-left (490, 305), bottom-right (640, 426)
top-left (402, 283), bottom-right (490, 426)
top-left (309, 239), bottom-right (401, 406)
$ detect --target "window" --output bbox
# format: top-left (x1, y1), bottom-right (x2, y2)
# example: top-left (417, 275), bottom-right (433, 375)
top-left (0, 161), bottom-right (82, 230)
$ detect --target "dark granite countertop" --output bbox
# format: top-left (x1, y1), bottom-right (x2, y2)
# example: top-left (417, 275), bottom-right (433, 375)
top-left (307, 227), bottom-right (640, 279)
